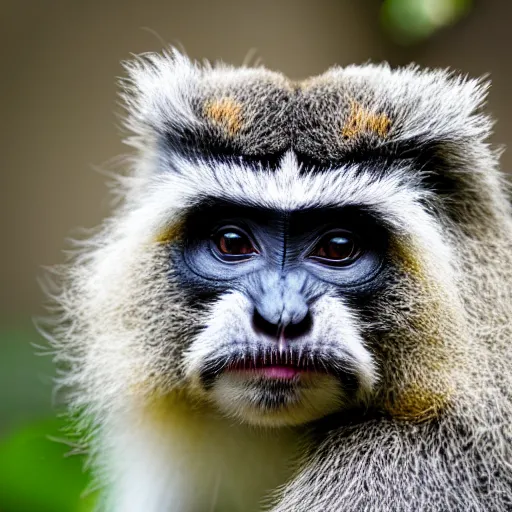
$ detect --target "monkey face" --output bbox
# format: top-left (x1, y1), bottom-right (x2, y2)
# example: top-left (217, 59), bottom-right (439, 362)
top-left (66, 55), bottom-right (472, 430)
top-left (177, 201), bottom-right (383, 426)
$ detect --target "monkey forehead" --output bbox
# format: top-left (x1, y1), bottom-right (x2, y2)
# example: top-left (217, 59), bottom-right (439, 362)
top-left (122, 49), bottom-right (491, 165)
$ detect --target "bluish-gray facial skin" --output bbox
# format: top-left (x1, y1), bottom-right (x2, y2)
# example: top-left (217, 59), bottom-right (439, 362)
top-left (171, 199), bottom-right (390, 409)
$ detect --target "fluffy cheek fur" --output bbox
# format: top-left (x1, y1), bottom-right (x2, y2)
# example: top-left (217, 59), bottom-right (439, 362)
top-left (184, 292), bottom-right (377, 427)
top-left (73, 240), bottom-right (208, 418)
top-left (360, 235), bottom-right (468, 422)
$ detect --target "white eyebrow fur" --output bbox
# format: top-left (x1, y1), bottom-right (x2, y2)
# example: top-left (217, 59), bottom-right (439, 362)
top-left (130, 150), bottom-right (430, 238)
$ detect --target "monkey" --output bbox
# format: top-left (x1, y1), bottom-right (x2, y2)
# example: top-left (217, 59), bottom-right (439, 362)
top-left (44, 49), bottom-right (512, 511)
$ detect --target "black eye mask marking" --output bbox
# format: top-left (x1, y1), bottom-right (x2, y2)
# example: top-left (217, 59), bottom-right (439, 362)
top-left (172, 200), bottom-right (389, 299)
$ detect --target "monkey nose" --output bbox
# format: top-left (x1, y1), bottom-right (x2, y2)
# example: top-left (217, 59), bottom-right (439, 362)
top-left (252, 302), bottom-right (312, 341)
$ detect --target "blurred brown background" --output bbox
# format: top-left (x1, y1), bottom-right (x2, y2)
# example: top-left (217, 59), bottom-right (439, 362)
top-left (0, 1), bottom-right (511, 509)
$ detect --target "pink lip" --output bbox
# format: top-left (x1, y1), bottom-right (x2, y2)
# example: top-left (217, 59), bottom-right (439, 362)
top-left (233, 365), bottom-right (301, 379)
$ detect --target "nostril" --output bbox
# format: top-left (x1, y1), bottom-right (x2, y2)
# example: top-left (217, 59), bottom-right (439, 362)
top-left (283, 311), bottom-right (313, 339)
top-left (252, 309), bottom-right (280, 338)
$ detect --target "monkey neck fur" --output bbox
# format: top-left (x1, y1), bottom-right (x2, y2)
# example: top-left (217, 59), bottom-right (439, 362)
top-left (102, 392), bottom-right (302, 512)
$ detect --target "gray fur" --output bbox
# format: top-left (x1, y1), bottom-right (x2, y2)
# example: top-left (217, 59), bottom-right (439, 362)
top-left (45, 49), bottom-right (512, 511)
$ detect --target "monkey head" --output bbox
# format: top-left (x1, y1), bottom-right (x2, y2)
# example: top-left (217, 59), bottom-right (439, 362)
top-left (61, 51), bottom-right (494, 433)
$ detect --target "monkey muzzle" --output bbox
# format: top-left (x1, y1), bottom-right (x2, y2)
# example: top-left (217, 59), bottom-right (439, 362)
top-left (185, 291), bottom-right (376, 426)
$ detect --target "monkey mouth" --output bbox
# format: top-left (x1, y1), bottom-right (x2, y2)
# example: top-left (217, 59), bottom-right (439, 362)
top-left (199, 348), bottom-right (359, 390)
top-left (225, 353), bottom-right (325, 380)
top-left (235, 365), bottom-right (301, 379)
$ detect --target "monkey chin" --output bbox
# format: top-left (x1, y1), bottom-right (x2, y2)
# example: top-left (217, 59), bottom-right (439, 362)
top-left (208, 370), bottom-right (348, 427)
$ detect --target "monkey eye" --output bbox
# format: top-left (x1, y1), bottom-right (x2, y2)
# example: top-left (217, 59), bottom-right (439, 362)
top-left (309, 230), bottom-right (361, 266)
top-left (211, 227), bottom-right (259, 261)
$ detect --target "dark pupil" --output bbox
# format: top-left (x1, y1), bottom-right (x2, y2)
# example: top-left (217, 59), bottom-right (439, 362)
top-left (324, 236), bottom-right (355, 260)
top-left (219, 232), bottom-right (252, 255)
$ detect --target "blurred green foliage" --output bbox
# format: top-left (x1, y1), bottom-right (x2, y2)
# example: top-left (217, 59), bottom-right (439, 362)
top-left (0, 325), bottom-right (95, 511)
top-left (382, 0), bottom-right (472, 44)
top-left (0, 418), bottom-right (96, 512)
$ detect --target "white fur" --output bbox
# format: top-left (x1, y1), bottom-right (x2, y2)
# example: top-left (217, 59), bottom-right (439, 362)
top-left (104, 402), bottom-right (300, 512)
